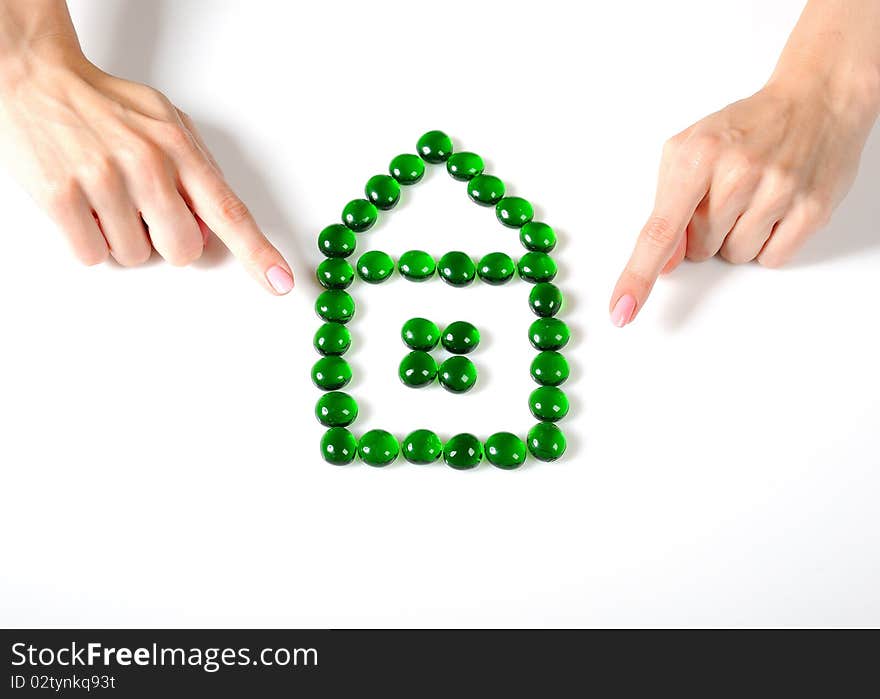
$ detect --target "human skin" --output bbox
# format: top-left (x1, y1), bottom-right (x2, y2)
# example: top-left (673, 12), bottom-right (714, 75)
top-left (0, 0), bottom-right (293, 294)
top-left (610, 0), bottom-right (880, 327)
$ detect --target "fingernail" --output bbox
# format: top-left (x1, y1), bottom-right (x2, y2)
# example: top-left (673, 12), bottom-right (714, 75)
top-left (611, 294), bottom-right (637, 328)
top-left (266, 265), bottom-right (294, 294)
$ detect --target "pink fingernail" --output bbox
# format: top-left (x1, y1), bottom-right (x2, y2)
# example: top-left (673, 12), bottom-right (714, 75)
top-left (266, 265), bottom-right (294, 294)
top-left (611, 294), bottom-right (637, 328)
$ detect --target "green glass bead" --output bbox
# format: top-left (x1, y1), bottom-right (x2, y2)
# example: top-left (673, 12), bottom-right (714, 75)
top-left (441, 320), bottom-right (480, 354)
top-left (529, 282), bottom-right (563, 317)
top-left (313, 322), bottom-right (351, 356)
top-left (356, 250), bottom-right (394, 284)
top-left (402, 429), bottom-right (443, 465)
top-left (311, 355), bottom-right (352, 390)
top-left (528, 318), bottom-right (570, 351)
top-left (401, 317), bottom-right (441, 351)
top-left (315, 391), bottom-right (358, 427)
top-left (446, 152), bottom-right (484, 181)
top-left (399, 351), bottom-right (438, 388)
top-left (364, 174), bottom-right (401, 211)
top-left (529, 386), bottom-right (569, 422)
top-left (496, 196), bottom-right (534, 228)
top-left (438, 356), bottom-right (477, 393)
top-left (417, 130), bottom-right (453, 163)
top-left (530, 351), bottom-right (569, 386)
top-left (316, 258), bottom-right (354, 289)
top-left (485, 432), bottom-right (527, 470)
top-left (341, 198), bottom-right (378, 232)
top-left (398, 250), bottom-right (436, 281)
top-left (318, 223), bottom-right (357, 258)
top-left (518, 252), bottom-right (557, 283)
top-left (389, 154), bottom-right (425, 185)
top-left (477, 252), bottom-right (515, 285)
top-left (358, 429), bottom-right (399, 466)
top-left (438, 251), bottom-right (476, 287)
top-left (316, 290), bottom-right (355, 324)
top-left (527, 422), bottom-right (567, 461)
top-left (467, 174), bottom-right (505, 206)
top-left (444, 433), bottom-right (483, 469)
top-left (320, 427), bottom-right (358, 465)
top-left (519, 222), bottom-right (557, 253)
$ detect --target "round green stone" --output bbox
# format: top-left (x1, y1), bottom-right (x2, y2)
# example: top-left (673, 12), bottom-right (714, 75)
top-left (402, 429), bottom-right (443, 464)
top-left (518, 252), bottom-right (557, 283)
top-left (365, 174), bottom-right (401, 211)
top-left (530, 351), bottom-right (569, 386)
top-left (320, 427), bottom-right (358, 465)
top-left (443, 433), bottom-right (483, 469)
top-left (529, 282), bottom-right (563, 317)
top-left (446, 152), bottom-right (484, 181)
top-left (356, 250), bottom-right (394, 284)
top-left (402, 317), bottom-right (441, 351)
top-left (318, 223), bottom-right (357, 258)
top-left (519, 222), bottom-right (557, 253)
top-left (316, 258), bottom-right (354, 289)
top-left (315, 391), bottom-right (358, 427)
top-left (527, 422), bottom-right (567, 462)
top-left (529, 386), bottom-right (569, 422)
top-left (313, 322), bottom-right (351, 356)
top-left (389, 154), bottom-right (425, 185)
top-left (358, 429), bottom-right (399, 466)
top-left (528, 318), bottom-right (570, 351)
top-left (438, 356), bottom-right (477, 393)
top-left (316, 290), bottom-right (355, 324)
top-left (341, 198), bottom-right (378, 232)
top-left (496, 196), bottom-right (534, 228)
top-left (467, 174), bottom-right (505, 206)
top-left (311, 355), bottom-right (352, 390)
top-left (399, 351), bottom-right (438, 388)
top-left (485, 432), bottom-right (527, 470)
top-left (438, 251), bottom-right (476, 287)
top-left (477, 252), bottom-right (515, 285)
top-left (398, 250), bottom-right (436, 281)
top-left (417, 130), bottom-right (453, 163)
top-left (441, 320), bottom-right (480, 354)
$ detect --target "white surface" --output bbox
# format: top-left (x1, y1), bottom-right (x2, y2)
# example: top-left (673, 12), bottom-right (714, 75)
top-left (1, 0), bottom-right (878, 628)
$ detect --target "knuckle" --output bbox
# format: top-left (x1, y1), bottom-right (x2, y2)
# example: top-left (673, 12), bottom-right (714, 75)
top-left (79, 155), bottom-right (120, 191)
top-left (165, 239), bottom-right (204, 267)
top-left (156, 121), bottom-right (197, 154)
top-left (641, 216), bottom-right (678, 248)
top-left (43, 179), bottom-right (79, 217)
top-left (77, 245), bottom-right (109, 266)
top-left (801, 195), bottom-right (832, 229)
top-left (685, 242), bottom-right (714, 262)
top-left (216, 189), bottom-right (251, 225)
top-left (757, 251), bottom-right (787, 269)
top-left (718, 245), bottom-right (752, 265)
top-left (761, 169), bottom-right (798, 209)
top-left (118, 138), bottom-right (165, 175)
top-left (114, 246), bottom-right (152, 267)
top-left (678, 133), bottom-right (719, 169)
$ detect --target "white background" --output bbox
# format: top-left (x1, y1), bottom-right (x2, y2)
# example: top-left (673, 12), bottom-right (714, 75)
top-left (1, 0), bottom-right (878, 628)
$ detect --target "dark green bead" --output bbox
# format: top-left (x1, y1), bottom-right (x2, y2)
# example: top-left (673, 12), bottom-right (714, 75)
top-left (417, 130), bottom-right (453, 163)
top-left (529, 386), bottom-right (569, 422)
top-left (444, 433), bottom-right (483, 469)
top-left (398, 250), bottom-right (436, 281)
top-left (477, 252), bottom-right (515, 285)
top-left (341, 198), bottom-right (378, 232)
top-left (467, 174), bottom-right (505, 206)
top-left (320, 427), bottom-right (358, 465)
top-left (402, 429), bottom-right (443, 464)
top-left (528, 318), bottom-right (570, 351)
top-left (446, 152), bottom-right (484, 181)
top-left (358, 429), bottom-right (399, 466)
top-left (315, 391), bottom-right (358, 427)
top-left (318, 223), bottom-right (356, 258)
top-left (438, 251), bottom-right (476, 287)
top-left (402, 317), bottom-right (441, 351)
top-left (316, 290), bottom-right (355, 323)
top-left (527, 422), bottom-right (567, 461)
top-left (311, 355), bottom-right (352, 390)
top-left (389, 154), bottom-right (425, 185)
top-left (356, 250), bottom-right (394, 284)
top-left (518, 252), bottom-right (557, 283)
top-left (496, 196), bottom-right (534, 228)
top-left (519, 222), bottom-right (557, 253)
top-left (441, 320), bottom-right (480, 354)
top-left (530, 351), bottom-right (569, 386)
top-left (313, 322), bottom-right (351, 356)
top-left (364, 174), bottom-right (401, 211)
top-left (399, 351), bottom-right (438, 388)
top-left (316, 258), bottom-right (354, 289)
top-left (438, 356), bottom-right (477, 393)
top-left (529, 282), bottom-right (563, 317)
top-left (485, 432), bottom-right (527, 470)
